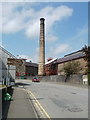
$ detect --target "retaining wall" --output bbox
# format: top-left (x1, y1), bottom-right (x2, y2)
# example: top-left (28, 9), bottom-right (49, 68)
top-left (16, 74), bottom-right (84, 84)
top-left (38, 74), bottom-right (83, 84)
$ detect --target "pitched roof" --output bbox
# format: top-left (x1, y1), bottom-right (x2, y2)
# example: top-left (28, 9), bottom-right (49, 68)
top-left (25, 62), bottom-right (38, 67)
top-left (45, 58), bottom-right (57, 65)
top-left (0, 46), bottom-right (16, 58)
top-left (57, 51), bottom-right (85, 64)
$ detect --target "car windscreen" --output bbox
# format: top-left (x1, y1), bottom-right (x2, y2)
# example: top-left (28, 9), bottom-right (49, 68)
top-left (33, 77), bottom-right (38, 79)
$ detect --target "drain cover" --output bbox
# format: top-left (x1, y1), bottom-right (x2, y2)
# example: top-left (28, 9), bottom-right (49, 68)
top-left (68, 106), bottom-right (83, 112)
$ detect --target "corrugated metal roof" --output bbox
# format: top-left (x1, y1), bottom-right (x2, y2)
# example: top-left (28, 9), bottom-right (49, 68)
top-left (25, 62), bottom-right (38, 67)
top-left (57, 51), bottom-right (85, 64)
top-left (64, 50), bottom-right (82, 57)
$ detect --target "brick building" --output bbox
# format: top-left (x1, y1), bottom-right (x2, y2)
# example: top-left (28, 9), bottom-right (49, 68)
top-left (8, 58), bottom-right (26, 77)
top-left (25, 62), bottom-right (38, 76)
top-left (16, 62), bottom-right (38, 77)
top-left (45, 50), bottom-right (87, 76)
top-left (45, 58), bottom-right (58, 76)
top-left (57, 50), bottom-right (87, 75)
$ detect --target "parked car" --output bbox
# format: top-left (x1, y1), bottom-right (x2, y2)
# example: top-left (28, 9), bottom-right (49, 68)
top-left (32, 77), bottom-right (40, 82)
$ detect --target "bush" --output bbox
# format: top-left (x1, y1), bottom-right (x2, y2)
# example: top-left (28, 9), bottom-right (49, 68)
top-left (63, 61), bottom-right (82, 77)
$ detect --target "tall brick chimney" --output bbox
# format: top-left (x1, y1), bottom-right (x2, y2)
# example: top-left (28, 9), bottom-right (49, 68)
top-left (38, 18), bottom-right (45, 76)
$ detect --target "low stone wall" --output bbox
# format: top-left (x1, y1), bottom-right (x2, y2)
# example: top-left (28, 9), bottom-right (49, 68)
top-left (66, 74), bottom-right (83, 84)
top-left (16, 74), bottom-right (84, 84)
top-left (38, 74), bottom-right (83, 84)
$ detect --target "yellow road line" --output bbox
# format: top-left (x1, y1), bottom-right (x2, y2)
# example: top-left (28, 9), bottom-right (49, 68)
top-left (34, 101), bottom-right (45, 117)
top-left (16, 87), bottom-right (51, 119)
top-left (28, 90), bottom-right (51, 120)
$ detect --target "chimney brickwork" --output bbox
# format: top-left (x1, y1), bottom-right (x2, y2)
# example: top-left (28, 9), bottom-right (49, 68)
top-left (38, 18), bottom-right (45, 76)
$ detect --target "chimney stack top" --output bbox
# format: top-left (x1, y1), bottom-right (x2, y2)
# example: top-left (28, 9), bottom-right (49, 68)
top-left (40, 18), bottom-right (45, 21)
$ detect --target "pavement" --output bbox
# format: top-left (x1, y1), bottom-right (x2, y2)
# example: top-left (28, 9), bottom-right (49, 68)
top-left (2, 86), bottom-right (37, 119)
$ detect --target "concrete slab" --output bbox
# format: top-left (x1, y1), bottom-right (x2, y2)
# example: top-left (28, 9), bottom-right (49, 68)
top-left (6, 87), bottom-right (37, 118)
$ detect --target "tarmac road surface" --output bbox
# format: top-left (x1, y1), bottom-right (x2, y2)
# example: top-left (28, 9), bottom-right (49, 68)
top-left (15, 79), bottom-right (88, 119)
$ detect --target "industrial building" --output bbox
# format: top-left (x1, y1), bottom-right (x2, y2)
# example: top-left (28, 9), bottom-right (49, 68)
top-left (25, 62), bottom-right (38, 76)
top-left (45, 58), bottom-right (58, 76)
top-left (45, 50), bottom-right (87, 76)
top-left (57, 50), bottom-right (87, 75)
top-left (0, 46), bottom-right (38, 82)
top-left (0, 46), bottom-right (16, 85)
top-left (16, 62), bottom-right (38, 78)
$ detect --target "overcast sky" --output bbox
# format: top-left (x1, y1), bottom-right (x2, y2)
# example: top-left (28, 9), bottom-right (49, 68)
top-left (0, 2), bottom-right (88, 63)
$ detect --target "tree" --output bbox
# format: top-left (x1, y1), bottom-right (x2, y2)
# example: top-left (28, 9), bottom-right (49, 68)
top-left (82, 45), bottom-right (90, 84)
top-left (63, 61), bottom-right (82, 77)
top-left (82, 45), bottom-right (90, 71)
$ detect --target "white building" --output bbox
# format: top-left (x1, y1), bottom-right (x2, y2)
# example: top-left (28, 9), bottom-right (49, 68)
top-left (0, 46), bottom-right (16, 85)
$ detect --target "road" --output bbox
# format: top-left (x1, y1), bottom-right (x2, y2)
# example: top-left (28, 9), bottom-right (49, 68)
top-left (16, 79), bottom-right (88, 119)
